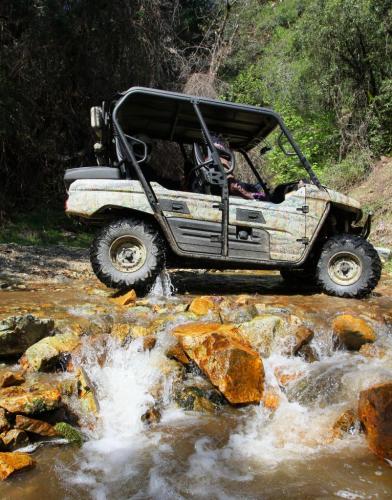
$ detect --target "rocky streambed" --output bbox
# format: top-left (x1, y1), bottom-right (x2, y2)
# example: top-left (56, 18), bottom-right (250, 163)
top-left (0, 250), bottom-right (391, 498)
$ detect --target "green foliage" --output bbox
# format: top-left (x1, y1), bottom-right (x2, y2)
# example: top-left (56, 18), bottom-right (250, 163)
top-left (369, 79), bottom-right (392, 155)
top-left (0, 209), bottom-right (92, 247)
top-left (320, 150), bottom-right (372, 192)
top-left (221, 0), bottom-right (392, 189)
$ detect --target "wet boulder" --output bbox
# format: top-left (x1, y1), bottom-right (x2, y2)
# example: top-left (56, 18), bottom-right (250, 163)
top-left (0, 409), bottom-right (10, 433)
top-left (0, 384), bottom-right (61, 414)
top-left (172, 322), bottom-right (264, 405)
top-left (0, 315), bottom-right (54, 356)
top-left (111, 323), bottom-right (150, 345)
top-left (20, 331), bottom-right (80, 371)
top-left (0, 371), bottom-right (25, 388)
top-left (331, 409), bottom-right (357, 439)
top-left (219, 299), bottom-right (257, 323)
top-left (358, 382), bottom-right (392, 460)
top-left (0, 452), bottom-right (35, 480)
top-left (237, 314), bottom-right (311, 357)
top-left (174, 385), bottom-right (220, 413)
top-left (54, 422), bottom-right (83, 447)
top-left (332, 315), bottom-right (376, 350)
top-left (0, 429), bottom-right (29, 450)
top-left (238, 315), bottom-right (285, 356)
top-left (14, 415), bottom-right (58, 437)
top-left (76, 368), bottom-right (99, 417)
top-left (188, 297), bottom-right (218, 317)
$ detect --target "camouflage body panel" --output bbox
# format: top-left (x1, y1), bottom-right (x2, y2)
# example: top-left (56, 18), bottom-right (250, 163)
top-left (66, 180), bottom-right (361, 263)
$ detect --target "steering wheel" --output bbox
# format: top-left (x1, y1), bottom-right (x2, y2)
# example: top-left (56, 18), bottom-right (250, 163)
top-left (193, 143), bottom-right (236, 174)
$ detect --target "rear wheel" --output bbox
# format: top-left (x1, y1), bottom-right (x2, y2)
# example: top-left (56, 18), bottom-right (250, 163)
top-left (316, 234), bottom-right (381, 298)
top-left (90, 217), bottom-right (165, 293)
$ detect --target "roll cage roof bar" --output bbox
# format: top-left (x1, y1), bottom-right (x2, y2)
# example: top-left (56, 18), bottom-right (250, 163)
top-left (111, 86), bottom-right (322, 256)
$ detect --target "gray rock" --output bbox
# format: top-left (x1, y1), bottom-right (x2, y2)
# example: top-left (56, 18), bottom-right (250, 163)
top-left (0, 315), bottom-right (54, 356)
top-left (375, 246), bottom-right (391, 263)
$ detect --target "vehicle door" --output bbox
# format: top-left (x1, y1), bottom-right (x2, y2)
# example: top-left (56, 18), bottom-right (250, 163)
top-left (228, 186), bottom-right (308, 263)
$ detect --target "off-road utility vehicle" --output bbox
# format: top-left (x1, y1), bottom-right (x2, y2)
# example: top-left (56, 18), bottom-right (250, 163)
top-left (64, 87), bottom-right (381, 297)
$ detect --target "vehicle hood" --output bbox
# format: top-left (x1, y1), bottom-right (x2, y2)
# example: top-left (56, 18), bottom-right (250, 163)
top-left (325, 188), bottom-right (362, 211)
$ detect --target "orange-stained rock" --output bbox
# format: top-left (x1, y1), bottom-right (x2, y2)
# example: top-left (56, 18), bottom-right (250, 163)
top-left (0, 409), bottom-right (9, 433)
top-left (332, 315), bottom-right (376, 350)
top-left (262, 390), bottom-right (281, 411)
top-left (274, 367), bottom-right (304, 386)
top-left (0, 429), bottom-right (29, 450)
top-left (172, 322), bottom-right (264, 404)
top-left (14, 415), bottom-right (58, 437)
top-left (0, 385), bottom-right (61, 414)
top-left (188, 297), bottom-right (216, 316)
top-left (0, 372), bottom-right (25, 389)
top-left (112, 289), bottom-right (137, 306)
top-left (142, 336), bottom-right (156, 351)
top-left (76, 368), bottom-right (99, 416)
top-left (359, 343), bottom-right (386, 359)
top-left (0, 452), bottom-right (35, 480)
top-left (358, 382), bottom-right (392, 460)
top-left (173, 322), bottom-right (237, 338)
top-left (166, 344), bottom-right (191, 365)
top-left (293, 326), bottom-right (314, 354)
top-left (332, 409), bottom-right (357, 439)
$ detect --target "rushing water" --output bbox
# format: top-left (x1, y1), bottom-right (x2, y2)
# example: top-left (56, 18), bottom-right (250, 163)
top-left (0, 271), bottom-right (392, 499)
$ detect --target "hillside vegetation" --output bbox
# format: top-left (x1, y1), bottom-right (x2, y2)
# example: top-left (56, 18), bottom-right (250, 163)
top-left (1, 0), bottom-right (391, 242)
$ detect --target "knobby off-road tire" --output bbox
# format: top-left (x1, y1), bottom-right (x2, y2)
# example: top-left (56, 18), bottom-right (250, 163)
top-left (316, 234), bottom-right (381, 298)
top-left (90, 218), bottom-right (165, 294)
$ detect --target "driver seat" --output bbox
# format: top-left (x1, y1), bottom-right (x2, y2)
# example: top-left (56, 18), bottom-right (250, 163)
top-left (189, 143), bottom-right (225, 195)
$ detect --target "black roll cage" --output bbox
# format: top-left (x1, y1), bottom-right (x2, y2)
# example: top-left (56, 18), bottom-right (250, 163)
top-left (112, 87), bottom-right (322, 259)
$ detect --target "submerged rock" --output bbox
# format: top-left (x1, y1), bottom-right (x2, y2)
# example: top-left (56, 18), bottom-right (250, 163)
top-left (358, 382), bottom-right (392, 460)
top-left (0, 452), bottom-right (35, 480)
top-left (332, 409), bottom-right (357, 439)
top-left (0, 315), bottom-right (54, 356)
top-left (261, 389), bottom-right (281, 411)
top-left (20, 331), bottom-right (80, 371)
top-left (14, 415), bottom-right (58, 437)
top-left (332, 315), bottom-right (376, 350)
top-left (0, 384), bottom-right (61, 414)
top-left (174, 385), bottom-right (220, 413)
top-left (297, 344), bottom-right (319, 363)
top-left (359, 343), bottom-right (387, 359)
top-left (54, 422), bottom-right (83, 447)
top-left (141, 406), bottom-right (161, 426)
top-left (173, 322), bottom-right (264, 405)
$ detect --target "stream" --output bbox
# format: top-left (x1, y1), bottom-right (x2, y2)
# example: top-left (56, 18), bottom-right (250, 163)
top-left (0, 270), bottom-right (391, 499)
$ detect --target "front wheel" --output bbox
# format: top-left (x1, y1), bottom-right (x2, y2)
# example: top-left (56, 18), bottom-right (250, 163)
top-left (316, 234), bottom-right (381, 298)
top-left (90, 217), bottom-right (165, 293)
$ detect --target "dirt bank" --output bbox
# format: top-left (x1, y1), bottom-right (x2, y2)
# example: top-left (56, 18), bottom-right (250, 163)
top-left (0, 243), bottom-right (92, 287)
